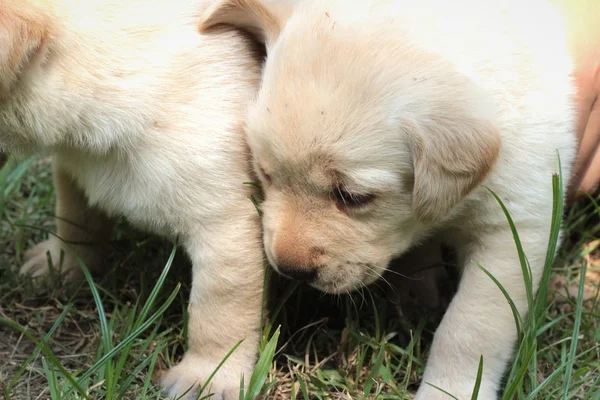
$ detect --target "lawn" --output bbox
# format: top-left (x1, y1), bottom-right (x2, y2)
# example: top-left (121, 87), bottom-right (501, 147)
top-left (1, 156), bottom-right (599, 399)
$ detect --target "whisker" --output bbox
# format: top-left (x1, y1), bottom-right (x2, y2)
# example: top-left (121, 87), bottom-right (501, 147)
top-left (363, 268), bottom-right (401, 297)
top-left (384, 261), bottom-right (453, 280)
top-left (372, 280), bottom-right (396, 296)
top-left (358, 285), bottom-right (367, 309)
top-left (365, 266), bottom-right (398, 290)
top-left (351, 284), bottom-right (366, 311)
top-left (347, 289), bottom-right (358, 314)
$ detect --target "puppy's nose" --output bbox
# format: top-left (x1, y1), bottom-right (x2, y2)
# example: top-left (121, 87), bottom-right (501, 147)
top-left (278, 264), bottom-right (317, 282)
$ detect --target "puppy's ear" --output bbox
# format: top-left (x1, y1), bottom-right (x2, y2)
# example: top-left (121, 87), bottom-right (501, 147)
top-left (408, 112), bottom-right (501, 222)
top-left (199, 0), bottom-right (289, 46)
top-left (0, 2), bottom-right (51, 97)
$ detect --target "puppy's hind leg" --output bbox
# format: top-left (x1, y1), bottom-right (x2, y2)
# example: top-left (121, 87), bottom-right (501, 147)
top-left (20, 157), bottom-right (114, 282)
top-left (161, 207), bottom-right (265, 400)
top-left (414, 224), bottom-right (549, 400)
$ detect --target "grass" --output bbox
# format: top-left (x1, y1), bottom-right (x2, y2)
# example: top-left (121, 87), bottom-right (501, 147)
top-left (1, 156), bottom-right (599, 399)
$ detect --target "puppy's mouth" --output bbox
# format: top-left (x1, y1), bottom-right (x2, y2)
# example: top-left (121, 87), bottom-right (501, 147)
top-left (307, 264), bottom-right (386, 295)
top-left (266, 247), bottom-right (389, 294)
top-left (277, 266), bottom-right (320, 284)
top-left (310, 279), bottom-right (360, 294)
top-left (268, 261), bottom-right (367, 294)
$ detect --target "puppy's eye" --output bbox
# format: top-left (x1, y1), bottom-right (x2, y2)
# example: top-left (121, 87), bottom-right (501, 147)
top-left (333, 188), bottom-right (375, 208)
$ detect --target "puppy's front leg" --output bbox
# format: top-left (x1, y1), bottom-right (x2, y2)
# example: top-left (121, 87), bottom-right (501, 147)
top-left (20, 157), bottom-right (114, 281)
top-left (161, 212), bottom-right (264, 400)
top-left (414, 225), bottom-right (548, 400)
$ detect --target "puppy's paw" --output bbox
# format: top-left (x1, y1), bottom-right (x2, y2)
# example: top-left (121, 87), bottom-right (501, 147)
top-left (20, 238), bottom-right (94, 281)
top-left (414, 381), bottom-right (497, 400)
top-left (161, 353), bottom-right (250, 400)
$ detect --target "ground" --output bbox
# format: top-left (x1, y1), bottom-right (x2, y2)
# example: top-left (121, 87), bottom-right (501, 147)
top-left (1, 157), bottom-right (599, 400)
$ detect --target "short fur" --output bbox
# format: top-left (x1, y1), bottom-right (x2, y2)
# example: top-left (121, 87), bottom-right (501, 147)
top-left (0, 1), bottom-right (265, 399)
top-left (201, 0), bottom-right (578, 398)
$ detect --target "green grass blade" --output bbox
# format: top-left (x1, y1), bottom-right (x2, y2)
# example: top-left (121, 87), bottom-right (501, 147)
top-left (135, 242), bottom-right (178, 328)
top-left (297, 376), bottom-right (310, 399)
top-left (41, 357), bottom-right (60, 400)
top-left (245, 326), bottom-right (281, 400)
top-left (362, 342), bottom-right (386, 399)
top-left (537, 170), bottom-right (565, 321)
top-left (141, 344), bottom-right (163, 397)
top-left (239, 373), bottom-right (245, 400)
top-left (424, 383), bottom-right (459, 400)
top-left (502, 341), bottom-right (537, 398)
top-left (262, 281), bottom-right (299, 346)
top-left (471, 356), bottom-right (484, 400)
top-left (477, 263), bottom-right (523, 335)
top-left (73, 251), bottom-right (114, 399)
top-left (487, 189), bottom-right (534, 313)
top-left (525, 363), bottom-right (566, 400)
top-left (258, 265), bottom-right (272, 350)
top-left (249, 195), bottom-right (263, 217)
top-left (197, 339), bottom-right (244, 398)
top-left (536, 314), bottom-right (571, 337)
top-left (562, 261), bottom-right (587, 399)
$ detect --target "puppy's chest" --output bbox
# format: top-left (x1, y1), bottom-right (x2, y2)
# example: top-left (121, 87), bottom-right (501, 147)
top-left (58, 155), bottom-right (175, 235)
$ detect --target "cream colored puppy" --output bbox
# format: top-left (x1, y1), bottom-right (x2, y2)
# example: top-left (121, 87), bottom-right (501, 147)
top-left (0, 1), bottom-right (265, 398)
top-left (201, 0), bottom-right (578, 398)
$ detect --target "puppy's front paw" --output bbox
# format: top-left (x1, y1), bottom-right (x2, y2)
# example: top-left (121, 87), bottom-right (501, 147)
top-left (414, 381), bottom-right (497, 400)
top-left (161, 353), bottom-right (251, 400)
top-left (20, 238), bottom-right (97, 281)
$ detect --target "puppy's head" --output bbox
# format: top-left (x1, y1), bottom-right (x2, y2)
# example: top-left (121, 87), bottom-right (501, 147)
top-left (202, 0), bottom-right (501, 293)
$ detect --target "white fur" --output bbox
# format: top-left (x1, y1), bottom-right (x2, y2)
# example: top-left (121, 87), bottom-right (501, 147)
top-left (200, 0), bottom-right (578, 398)
top-left (0, 1), bottom-right (265, 399)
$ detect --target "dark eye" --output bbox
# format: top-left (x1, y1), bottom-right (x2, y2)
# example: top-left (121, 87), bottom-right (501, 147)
top-left (333, 188), bottom-right (375, 208)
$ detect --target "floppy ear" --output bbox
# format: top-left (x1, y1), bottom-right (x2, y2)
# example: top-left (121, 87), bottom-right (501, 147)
top-left (0, 2), bottom-right (51, 97)
top-left (199, 0), bottom-right (289, 46)
top-left (408, 113), bottom-right (501, 222)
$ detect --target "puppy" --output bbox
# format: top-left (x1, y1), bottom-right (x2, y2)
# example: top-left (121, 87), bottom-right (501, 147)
top-left (0, 1), bottom-right (265, 398)
top-left (200, 0), bottom-right (578, 398)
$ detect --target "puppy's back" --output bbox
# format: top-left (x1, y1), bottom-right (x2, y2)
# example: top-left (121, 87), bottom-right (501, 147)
top-left (0, 0), bottom-right (263, 157)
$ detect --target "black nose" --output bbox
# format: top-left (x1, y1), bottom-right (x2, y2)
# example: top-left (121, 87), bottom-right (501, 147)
top-left (278, 264), bottom-right (317, 282)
